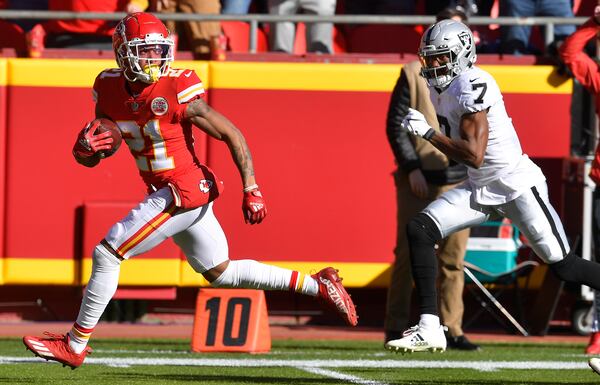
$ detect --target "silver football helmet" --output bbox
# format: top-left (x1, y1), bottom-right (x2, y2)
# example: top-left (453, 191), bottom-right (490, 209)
top-left (418, 19), bottom-right (477, 88)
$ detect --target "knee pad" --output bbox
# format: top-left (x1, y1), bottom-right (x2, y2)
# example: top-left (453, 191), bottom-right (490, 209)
top-left (93, 241), bottom-right (122, 267)
top-left (406, 213), bottom-right (442, 246)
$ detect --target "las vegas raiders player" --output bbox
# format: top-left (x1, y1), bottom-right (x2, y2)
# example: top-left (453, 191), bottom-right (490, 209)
top-left (385, 19), bottom-right (600, 353)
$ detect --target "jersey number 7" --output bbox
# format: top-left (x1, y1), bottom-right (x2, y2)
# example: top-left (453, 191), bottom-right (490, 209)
top-left (472, 83), bottom-right (487, 104)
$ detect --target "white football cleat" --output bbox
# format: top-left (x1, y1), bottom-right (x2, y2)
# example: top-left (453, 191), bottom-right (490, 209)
top-left (384, 324), bottom-right (447, 354)
top-left (589, 357), bottom-right (600, 375)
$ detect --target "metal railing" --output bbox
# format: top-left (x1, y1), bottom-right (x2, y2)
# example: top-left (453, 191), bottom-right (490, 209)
top-left (0, 10), bottom-right (589, 53)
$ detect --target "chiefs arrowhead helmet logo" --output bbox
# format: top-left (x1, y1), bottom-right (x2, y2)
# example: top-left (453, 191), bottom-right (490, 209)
top-left (199, 179), bottom-right (213, 193)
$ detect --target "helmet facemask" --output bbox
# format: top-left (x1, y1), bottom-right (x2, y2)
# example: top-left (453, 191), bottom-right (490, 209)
top-left (419, 49), bottom-right (457, 88)
top-left (115, 32), bottom-right (174, 84)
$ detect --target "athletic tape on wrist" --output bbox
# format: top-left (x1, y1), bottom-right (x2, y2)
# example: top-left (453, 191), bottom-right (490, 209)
top-left (243, 184), bottom-right (259, 193)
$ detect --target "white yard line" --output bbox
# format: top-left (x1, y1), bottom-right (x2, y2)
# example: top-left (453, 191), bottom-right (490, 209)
top-left (93, 349), bottom-right (191, 354)
top-left (0, 356), bottom-right (592, 371)
top-left (298, 366), bottom-right (389, 385)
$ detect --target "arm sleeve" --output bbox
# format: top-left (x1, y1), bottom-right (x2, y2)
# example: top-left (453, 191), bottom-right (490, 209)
top-left (560, 18), bottom-right (600, 94)
top-left (386, 70), bottom-right (421, 173)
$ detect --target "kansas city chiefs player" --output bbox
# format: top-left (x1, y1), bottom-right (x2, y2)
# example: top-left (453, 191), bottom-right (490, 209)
top-left (23, 12), bottom-right (357, 369)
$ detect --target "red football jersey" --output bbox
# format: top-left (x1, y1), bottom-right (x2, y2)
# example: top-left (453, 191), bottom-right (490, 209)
top-left (93, 67), bottom-right (222, 207)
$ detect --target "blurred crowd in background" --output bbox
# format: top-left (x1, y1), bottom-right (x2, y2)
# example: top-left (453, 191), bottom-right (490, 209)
top-left (0, 0), bottom-right (590, 59)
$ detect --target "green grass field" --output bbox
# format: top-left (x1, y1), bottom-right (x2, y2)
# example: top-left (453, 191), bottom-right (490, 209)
top-left (2, 338), bottom-right (599, 384)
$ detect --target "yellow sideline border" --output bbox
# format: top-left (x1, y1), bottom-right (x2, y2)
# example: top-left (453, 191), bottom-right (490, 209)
top-left (6, 59), bottom-right (571, 94)
top-left (2, 258), bottom-right (392, 287)
top-left (208, 62), bottom-right (572, 94)
top-left (6, 59), bottom-right (210, 88)
top-left (0, 59), bottom-right (6, 86)
top-left (3, 258), bottom-right (78, 285)
top-left (80, 258), bottom-right (181, 286)
top-left (2, 258), bottom-right (546, 289)
top-left (179, 260), bottom-right (392, 288)
top-left (0, 60), bottom-right (5, 282)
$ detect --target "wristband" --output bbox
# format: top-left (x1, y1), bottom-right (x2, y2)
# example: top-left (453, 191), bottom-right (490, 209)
top-left (243, 184), bottom-right (259, 192)
top-left (423, 128), bottom-right (436, 141)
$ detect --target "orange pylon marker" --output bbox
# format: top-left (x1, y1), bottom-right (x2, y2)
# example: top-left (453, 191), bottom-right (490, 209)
top-left (191, 288), bottom-right (271, 353)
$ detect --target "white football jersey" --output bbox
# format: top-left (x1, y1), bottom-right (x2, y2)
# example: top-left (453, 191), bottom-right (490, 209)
top-left (429, 66), bottom-right (545, 204)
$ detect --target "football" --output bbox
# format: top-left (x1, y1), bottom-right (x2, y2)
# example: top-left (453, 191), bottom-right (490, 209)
top-left (93, 118), bottom-right (122, 158)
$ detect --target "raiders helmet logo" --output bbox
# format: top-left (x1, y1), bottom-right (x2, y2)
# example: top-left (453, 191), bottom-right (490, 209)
top-left (199, 179), bottom-right (213, 193)
top-left (151, 97), bottom-right (169, 116)
top-left (458, 31), bottom-right (472, 49)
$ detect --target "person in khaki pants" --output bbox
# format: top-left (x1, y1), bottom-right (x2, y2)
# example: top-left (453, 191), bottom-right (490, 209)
top-left (384, 6), bottom-right (480, 352)
top-left (155, 0), bottom-right (222, 59)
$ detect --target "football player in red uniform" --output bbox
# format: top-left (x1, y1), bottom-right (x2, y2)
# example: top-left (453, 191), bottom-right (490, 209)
top-left (560, 5), bottom-right (600, 373)
top-left (22, 12), bottom-right (357, 369)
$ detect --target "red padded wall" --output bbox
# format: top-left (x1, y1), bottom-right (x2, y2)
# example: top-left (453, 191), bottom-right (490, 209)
top-left (504, 93), bottom-right (571, 158)
top-left (0, 60), bottom-right (574, 286)
top-left (208, 89), bottom-right (397, 263)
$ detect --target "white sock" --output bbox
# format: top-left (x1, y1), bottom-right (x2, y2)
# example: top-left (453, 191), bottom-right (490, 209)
top-left (211, 259), bottom-right (318, 296)
top-left (419, 314), bottom-right (441, 331)
top-left (293, 271), bottom-right (319, 296)
top-left (68, 323), bottom-right (93, 354)
top-left (69, 244), bottom-right (121, 353)
top-left (301, 274), bottom-right (319, 296)
top-left (68, 337), bottom-right (86, 354)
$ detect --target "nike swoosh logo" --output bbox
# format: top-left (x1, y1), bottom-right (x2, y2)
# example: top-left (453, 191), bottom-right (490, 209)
top-left (184, 71), bottom-right (192, 77)
top-left (469, 78), bottom-right (479, 82)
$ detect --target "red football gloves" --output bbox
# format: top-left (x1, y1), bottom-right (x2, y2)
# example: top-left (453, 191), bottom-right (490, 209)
top-left (242, 186), bottom-right (267, 224)
top-left (72, 120), bottom-right (114, 159)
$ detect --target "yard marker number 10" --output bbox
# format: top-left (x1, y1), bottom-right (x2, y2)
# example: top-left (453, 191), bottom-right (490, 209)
top-left (191, 288), bottom-right (272, 352)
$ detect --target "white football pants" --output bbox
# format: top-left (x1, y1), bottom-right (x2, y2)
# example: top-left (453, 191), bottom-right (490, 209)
top-left (423, 181), bottom-right (569, 264)
top-left (71, 186), bottom-right (316, 347)
top-left (105, 186), bottom-right (228, 272)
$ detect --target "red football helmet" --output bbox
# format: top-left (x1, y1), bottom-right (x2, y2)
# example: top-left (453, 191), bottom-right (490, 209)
top-left (112, 12), bottom-right (174, 84)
